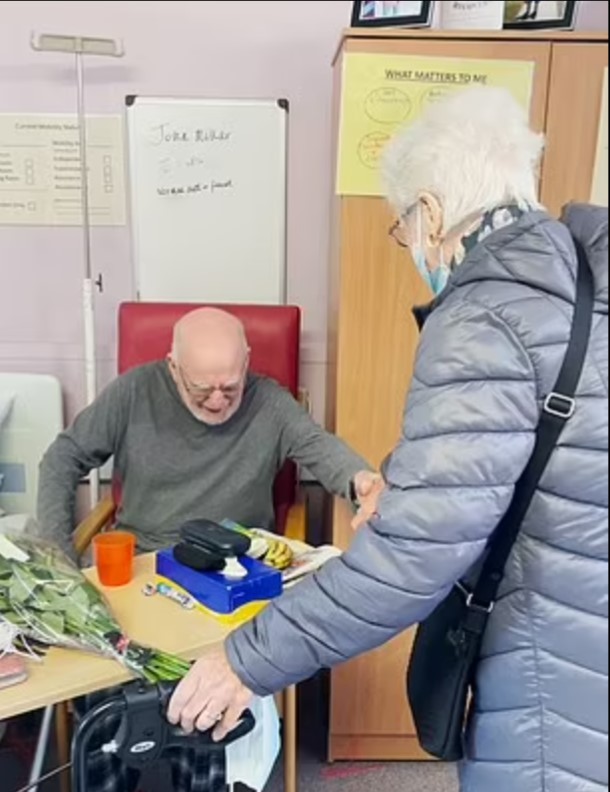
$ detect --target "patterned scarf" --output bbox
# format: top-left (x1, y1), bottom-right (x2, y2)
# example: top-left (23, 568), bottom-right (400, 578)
top-left (451, 204), bottom-right (528, 270)
top-left (413, 204), bottom-right (529, 330)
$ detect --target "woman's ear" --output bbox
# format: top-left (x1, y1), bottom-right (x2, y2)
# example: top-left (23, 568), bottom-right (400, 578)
top-left (419, 192), bottom-right (444, 247)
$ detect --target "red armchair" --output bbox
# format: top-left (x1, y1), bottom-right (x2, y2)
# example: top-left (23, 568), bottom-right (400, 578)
top-left (74, 301), bottom-right (307, 555)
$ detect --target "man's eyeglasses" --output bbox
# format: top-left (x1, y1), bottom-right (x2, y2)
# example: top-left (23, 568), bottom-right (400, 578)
top-left (176, 363), bottom-right (246, 403)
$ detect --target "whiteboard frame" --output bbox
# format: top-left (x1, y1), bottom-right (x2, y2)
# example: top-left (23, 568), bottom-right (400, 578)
top-left (125, 95), bottom-right (289, 304)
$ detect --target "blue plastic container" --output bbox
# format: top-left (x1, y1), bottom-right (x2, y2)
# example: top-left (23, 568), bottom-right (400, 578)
top-left (156, 549), bottom-right (283, 618)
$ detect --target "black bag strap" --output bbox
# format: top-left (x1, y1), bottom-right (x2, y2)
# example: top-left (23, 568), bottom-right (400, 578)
top-left (469, 237), bottom-right (596, 613)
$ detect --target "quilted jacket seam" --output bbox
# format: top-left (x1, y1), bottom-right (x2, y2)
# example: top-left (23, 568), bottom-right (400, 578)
top-left (526, 590), bottom-right (548, 791)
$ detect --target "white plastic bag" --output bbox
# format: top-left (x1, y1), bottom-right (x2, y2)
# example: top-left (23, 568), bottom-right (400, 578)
top-left (226, 696), bottom-right (281, 791)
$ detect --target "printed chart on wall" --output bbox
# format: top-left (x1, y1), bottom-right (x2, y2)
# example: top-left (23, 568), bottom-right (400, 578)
top-left (591, 69), bottom-right (608, 207)
top-left (0, 114), bottom-right (125, 226)
top-left (337, 54), bottom-right (535, 197)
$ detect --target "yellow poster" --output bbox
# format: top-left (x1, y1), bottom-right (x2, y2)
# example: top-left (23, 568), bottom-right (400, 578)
top-left (337, 54), bottom-right (536, 197)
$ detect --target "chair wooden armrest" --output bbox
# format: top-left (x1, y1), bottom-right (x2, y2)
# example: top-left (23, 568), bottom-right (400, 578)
top-left (73, 492), bottom-right (307, 553)
top-left (284, 490), bottom-right (308, 544)
top-left (72, 495), bottom-right (116, 559)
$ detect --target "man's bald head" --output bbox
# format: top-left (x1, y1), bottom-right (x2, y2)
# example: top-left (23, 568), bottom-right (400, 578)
top-left (171, 308), bottom-right (249, 370)
top-left (168, 308), bottom-right (250, 425)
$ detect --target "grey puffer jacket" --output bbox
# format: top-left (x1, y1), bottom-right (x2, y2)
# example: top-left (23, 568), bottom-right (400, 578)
top-left (227, 206), bottom-right (609, 792)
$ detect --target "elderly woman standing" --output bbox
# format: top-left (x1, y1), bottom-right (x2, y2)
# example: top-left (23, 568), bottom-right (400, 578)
top-left (169, 88), bottom-right (609, 792)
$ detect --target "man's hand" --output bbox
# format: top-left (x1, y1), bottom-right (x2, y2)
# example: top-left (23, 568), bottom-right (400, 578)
top-left (167, 646), bottom-right (254, 741)
top-left (353, 470), bottom-right (383, 501)
top-left (351, 471), bottom-right (385, 532)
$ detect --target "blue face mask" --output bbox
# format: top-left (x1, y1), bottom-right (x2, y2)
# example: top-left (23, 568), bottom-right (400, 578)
top-left (430, 260), bottom-right (451, 294)
top-left (411, 246), bottom-right (436, 293)
top-left (411, 205), bottom-right (451, 296)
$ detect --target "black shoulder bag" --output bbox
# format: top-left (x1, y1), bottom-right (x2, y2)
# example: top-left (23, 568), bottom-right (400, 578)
top-left (407, 238), bottom-right (596, 762)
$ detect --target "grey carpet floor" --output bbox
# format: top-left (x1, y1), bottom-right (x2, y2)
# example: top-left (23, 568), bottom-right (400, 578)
top-left (267, 754), bottom-right (457, 792)
top-left (263, 674), bottom-right (458, 792)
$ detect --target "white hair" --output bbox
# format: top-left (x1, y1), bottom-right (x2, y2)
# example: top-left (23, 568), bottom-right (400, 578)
top-left (382, 87), bottom-right (545, 233)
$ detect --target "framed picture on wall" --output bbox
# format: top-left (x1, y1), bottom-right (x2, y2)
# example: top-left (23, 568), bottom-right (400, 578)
top-left (351, 1), bottom-right (434, 28)
top-left (504, 1), bottom-right (579, 30)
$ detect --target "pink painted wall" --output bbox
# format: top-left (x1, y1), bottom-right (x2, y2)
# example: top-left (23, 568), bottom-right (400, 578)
top-left (0, 1), bottom-right (607, 425)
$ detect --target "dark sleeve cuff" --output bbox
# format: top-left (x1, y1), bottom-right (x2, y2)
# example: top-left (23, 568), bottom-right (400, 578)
top-left (348, 478), bottom-right (361, 513)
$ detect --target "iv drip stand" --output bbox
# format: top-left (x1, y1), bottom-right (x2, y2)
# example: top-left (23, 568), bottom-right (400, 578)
top-left (31, 33), bottom-right (125, 508)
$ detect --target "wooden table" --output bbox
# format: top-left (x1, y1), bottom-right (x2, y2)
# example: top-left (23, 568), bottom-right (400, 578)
top-left (0, 554), bottom-right (298, 792)
top-left (0, 554), bottom-right (229, 721)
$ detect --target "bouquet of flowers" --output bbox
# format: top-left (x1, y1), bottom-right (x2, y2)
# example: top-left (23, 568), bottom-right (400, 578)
top-left (0, 532), bottom-right (190, 683)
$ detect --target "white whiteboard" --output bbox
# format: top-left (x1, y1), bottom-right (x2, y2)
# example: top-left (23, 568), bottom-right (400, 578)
top-left (126, 97), bottom-right (288, 303)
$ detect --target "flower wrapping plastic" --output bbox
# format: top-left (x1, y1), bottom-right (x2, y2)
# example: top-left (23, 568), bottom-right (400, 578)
top-left (0, 532), bottom-right (190, 683)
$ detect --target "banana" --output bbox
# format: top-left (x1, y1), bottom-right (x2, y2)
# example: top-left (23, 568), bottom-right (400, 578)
top-left (263, 538), bottom-right (294, 571)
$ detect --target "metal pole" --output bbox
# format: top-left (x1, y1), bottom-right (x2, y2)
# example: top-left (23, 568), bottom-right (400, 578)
top-left (75, 47), bottom-right (100, 507)
top-left (27, 704), bottom-right (55, 792)
top-left (75, 49), bottom-right (92, 283)
top-left (31, 32), bottom-right (124, 508)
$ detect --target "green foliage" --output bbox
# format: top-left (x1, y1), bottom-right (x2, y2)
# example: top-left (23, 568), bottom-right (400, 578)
top-left (0, 534), bottom-right (190, 682)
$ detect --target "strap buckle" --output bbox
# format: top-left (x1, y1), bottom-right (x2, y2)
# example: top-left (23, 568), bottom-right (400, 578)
top-left (466, 593), bottom-right (495, 615)
top-left (544, 392), bottom-right (576, 419)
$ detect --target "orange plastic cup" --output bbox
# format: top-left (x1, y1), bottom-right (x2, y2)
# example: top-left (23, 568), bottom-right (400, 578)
top-left (93, 531), bottom-right (136, 587)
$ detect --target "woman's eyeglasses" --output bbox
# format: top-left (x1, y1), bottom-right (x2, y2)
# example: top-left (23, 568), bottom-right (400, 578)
top-left (389, 202), bottom-right (419, 249)
top-left (389, 219), bottom-right (410, 248)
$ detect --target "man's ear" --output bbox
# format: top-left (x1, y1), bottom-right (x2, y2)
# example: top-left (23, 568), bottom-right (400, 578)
top-left (167, 354), bottom-right (179, 382)
top-left (419, 191), bottom-right (444, 247)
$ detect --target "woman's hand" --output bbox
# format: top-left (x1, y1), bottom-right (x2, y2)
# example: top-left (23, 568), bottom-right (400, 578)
top-left (351, 472), bottom-right (385, 531)
top-left (168, 646), bottom-right (253, 741)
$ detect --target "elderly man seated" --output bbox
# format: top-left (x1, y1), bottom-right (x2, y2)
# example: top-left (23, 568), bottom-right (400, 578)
top-left (37, 307), bottom-right (379, 792)
top-left (38, 307), bottom-right (378, 556)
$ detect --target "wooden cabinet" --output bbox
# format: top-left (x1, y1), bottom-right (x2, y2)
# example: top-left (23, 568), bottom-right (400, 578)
top-left (542, 42), bottom-right (609, 215)
top-left (327, 29), bottom-right (607, 762)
